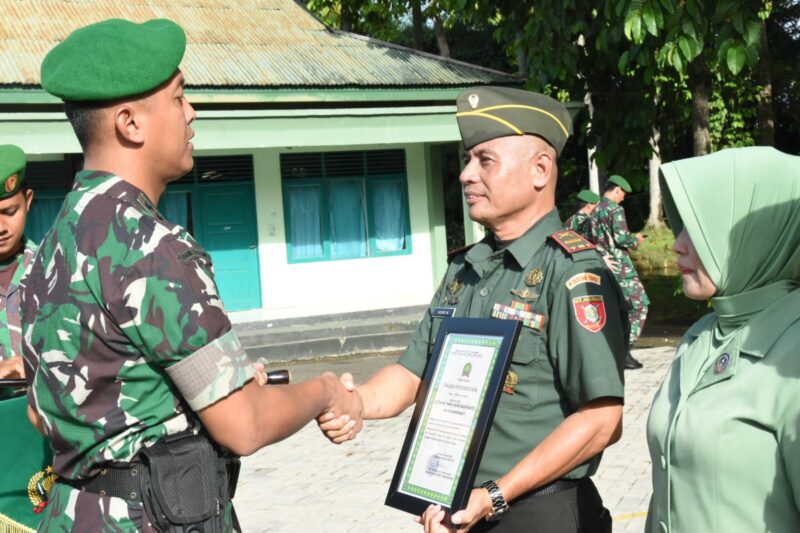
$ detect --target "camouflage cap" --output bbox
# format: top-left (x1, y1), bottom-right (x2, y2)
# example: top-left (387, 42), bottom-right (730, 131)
top-left (577, 189), bottom-right (601, 204)
top-left (0, 145), bottom-right (26, 200)
top-left (41, 19), bottom-right (186, 102)
top-left (608, 175), bottom-right (632, 193)
top-left (456, 86), bottom-right (573, 155)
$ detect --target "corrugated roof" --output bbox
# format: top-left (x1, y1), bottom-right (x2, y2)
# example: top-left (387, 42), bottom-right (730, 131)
top-left (0, 0), bottom-right (519, 88)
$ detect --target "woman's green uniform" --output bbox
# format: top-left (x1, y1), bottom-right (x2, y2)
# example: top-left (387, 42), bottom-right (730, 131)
top-left (647, 146), bottom-right (800, 533)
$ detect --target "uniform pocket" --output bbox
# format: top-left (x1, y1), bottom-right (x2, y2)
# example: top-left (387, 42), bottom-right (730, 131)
top-left (498, 326), bottom-right (544, 411)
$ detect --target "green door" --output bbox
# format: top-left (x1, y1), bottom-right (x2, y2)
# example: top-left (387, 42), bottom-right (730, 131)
top-left (160, 182), bottom-right (261, 312)
top-left (196, 183), bottom-right (261, 312)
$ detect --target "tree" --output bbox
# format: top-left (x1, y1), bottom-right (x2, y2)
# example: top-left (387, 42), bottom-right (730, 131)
top-left (623, 0), bottom-right (769, 155)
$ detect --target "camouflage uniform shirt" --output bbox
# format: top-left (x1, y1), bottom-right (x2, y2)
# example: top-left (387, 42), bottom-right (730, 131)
top-left (588, 197), bottom-right (639, 279)
top-left (0, 236), bottom-right (37, 359)
top-left (564, 211), bottom-right (591, 238)
top-left (21, 171), bottom-right (253, 531)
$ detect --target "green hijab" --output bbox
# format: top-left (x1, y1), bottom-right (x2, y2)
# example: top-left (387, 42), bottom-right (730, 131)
top-left (660, 146), bottom-right (800, 332)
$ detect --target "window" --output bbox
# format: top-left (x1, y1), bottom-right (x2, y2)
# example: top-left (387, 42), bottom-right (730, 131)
top-left (281, 150), bottom-right (411, 262)
top-left (25, 157), bottom-right (81, 243)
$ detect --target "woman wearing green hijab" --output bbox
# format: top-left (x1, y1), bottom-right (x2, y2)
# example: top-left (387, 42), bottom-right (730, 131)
top-left (646, 146), bottom-right (800, 533)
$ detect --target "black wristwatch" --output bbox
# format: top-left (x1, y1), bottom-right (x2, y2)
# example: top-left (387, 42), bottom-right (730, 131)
top-left (481, 480), bottom-right (510, 522)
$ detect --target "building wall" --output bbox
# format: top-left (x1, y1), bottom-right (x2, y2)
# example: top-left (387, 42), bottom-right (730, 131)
top-left (233, 143), bottom-right (443, 323)
top-left (1, 104), bottom-right (456, 322)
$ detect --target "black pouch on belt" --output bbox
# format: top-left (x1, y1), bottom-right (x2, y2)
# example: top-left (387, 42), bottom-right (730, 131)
top-left (139, 431), bottom-right (225, 533)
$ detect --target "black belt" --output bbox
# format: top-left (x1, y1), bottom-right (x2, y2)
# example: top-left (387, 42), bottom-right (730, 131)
top-left (62, 458), bottom-right (240, 502)
top-left (527, 478), bottom-right (583, 497)
top-left (63, 463), bottom-right (143, 501)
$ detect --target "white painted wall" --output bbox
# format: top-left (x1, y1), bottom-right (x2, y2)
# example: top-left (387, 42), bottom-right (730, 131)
top-left (231, 144), bottom-right (437, 323)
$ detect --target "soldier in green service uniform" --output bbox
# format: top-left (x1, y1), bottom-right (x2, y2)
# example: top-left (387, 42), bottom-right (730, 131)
top-left (22, 19), bottom-right (359, 532)
top-left (588, 175), bottom-right (649, 370)
top-left (319, 87), bottom-right (627, 533)
top-left (0, 145), bottom-right (36, 384)
top-left (564, 189), bottom-right (600, 237)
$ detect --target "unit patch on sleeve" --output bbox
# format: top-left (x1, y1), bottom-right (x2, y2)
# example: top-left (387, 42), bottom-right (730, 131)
top-left (572, 295), bottom-right (606, 332)
top-left (565, 272), bottom-right (602, 290)
top-left (550, 230), bottom-right (595, 254)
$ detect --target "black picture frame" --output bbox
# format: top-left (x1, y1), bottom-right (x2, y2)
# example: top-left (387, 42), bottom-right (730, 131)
top-left (385, 317), bottom-right (521, 517)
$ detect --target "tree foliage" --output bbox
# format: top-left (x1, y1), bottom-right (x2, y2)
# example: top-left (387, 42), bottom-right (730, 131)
top-left (305, 0), bottom-right (800, 225)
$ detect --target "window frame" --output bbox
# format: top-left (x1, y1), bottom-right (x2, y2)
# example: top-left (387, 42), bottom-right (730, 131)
top-left (282, 152), bottom-right (412, 264)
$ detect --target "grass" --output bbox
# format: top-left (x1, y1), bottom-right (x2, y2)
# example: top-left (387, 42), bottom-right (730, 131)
top-left (630, 224), bottom-right (709, 326)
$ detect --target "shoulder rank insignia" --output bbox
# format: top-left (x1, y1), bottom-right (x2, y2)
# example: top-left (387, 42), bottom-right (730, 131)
top-left (550, 229), bottom-right (595, 254)
top-left (525, 268), bottom-right (544, 287)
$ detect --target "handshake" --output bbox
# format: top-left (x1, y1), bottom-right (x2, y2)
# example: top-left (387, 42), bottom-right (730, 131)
top-left (315, 372), bottom-right (364, 444)
top-left (252, 362), bottom-right (365, 444)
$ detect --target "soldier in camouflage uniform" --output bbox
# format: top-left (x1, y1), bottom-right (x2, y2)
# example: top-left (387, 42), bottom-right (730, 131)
top-left (22, 18), bottom-right (359, 532)
top-left (564, 189), bottom-right (600, 238)
top-left (587, 175), bottom-right (648, 369)
top-left (0, 144), bottom-right (37, 384)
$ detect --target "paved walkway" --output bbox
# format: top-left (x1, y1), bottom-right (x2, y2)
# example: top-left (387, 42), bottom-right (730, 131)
top-left (233, 346), bottom-right (676, 532)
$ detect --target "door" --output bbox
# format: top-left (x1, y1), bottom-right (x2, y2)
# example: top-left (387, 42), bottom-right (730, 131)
top-left (196, 183), bottom-right (261, 312)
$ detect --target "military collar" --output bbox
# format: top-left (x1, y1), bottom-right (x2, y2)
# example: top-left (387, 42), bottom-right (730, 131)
top-left (599, 196), bottom-right (618, 208)
top-left (465, 209), bottom-right (562, 269)
top-left (73, 170), bottom-right (163, 218)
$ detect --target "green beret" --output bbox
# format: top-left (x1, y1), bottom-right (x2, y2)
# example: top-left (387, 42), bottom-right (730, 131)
top-left (41, 18), bottom-right (186, 102)
top-left (456, 86), bottom-right (573, 155)
top-left (608, 174), bottom-right (632, 193)
top-left (0, 145), bottom-right (26, 200)
top-left (577, 189), bottom-right (601, 204)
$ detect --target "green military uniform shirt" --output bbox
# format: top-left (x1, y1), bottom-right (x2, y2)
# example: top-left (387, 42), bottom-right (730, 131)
top-left (399, 209), bottom-right (626, 484)
top-left (646, 289), bottom-right (800, 533)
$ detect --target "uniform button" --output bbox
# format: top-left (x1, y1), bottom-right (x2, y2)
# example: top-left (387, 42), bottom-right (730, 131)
top-left (660, 521), bottom-right (668, 532)
top-left (479, 288), bottom-right (488, 297)
top-left (661, 455), bottom-right (666, 470)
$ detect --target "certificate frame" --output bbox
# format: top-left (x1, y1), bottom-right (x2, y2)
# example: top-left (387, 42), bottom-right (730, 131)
top-left (385, 317), bottom-right (521, 517)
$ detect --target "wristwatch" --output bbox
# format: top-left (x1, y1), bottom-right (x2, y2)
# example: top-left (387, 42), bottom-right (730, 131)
top-left (481, 480), bottom-right (510, 522)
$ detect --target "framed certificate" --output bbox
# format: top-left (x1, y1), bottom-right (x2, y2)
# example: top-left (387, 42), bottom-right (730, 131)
top-left (385, 317), bottom-right (521, 516)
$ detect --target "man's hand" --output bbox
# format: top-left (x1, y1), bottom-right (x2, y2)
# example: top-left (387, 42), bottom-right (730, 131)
top-left (317, 373), bottom-right (363, 444)
top-left (602, 254), bottom-right (620, 274)
top-left (0, 355), bottom-right (24, 379)
top-left (414, 489), bottom-right (492, 533)
top-left (636, 233), bottom-right (646, 245)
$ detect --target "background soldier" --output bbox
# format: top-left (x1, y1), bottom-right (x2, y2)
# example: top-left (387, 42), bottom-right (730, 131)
top-left (564, 188), bottom-right (601, 237)
top-left (0, 145), bottom-right (36, 384)
top-left (320, 87), bottom-right (627, 533)
top-left (22, 19), bottom-right (359, 532)
top-left (0, 144), bottom-right (48, 533)
top-left (588, 175), bottom-right (649, 370)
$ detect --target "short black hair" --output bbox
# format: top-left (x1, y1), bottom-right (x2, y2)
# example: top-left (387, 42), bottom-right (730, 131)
top-left (604, 181), bottom-right (619, 193)
top-left (63, 100), bottom-right (103, 150)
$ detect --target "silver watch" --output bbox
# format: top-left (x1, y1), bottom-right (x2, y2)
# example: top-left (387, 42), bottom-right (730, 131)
top-left (481, 480), bottom-right (510, 522)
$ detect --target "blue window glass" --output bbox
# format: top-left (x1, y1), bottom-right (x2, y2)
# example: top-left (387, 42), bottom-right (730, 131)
top-left (281, 150), bottom-right (410, 263)
top-left (329, 180), bottom-right (367, 259)
top-left (27, 195), bottom-right (65, 243)
top-left (287, 184), bottom-right (325, 259)
top-left (371, 180), bottom-right (406, 253)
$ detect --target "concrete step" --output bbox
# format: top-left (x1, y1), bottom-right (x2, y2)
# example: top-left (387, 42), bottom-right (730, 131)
top-left (232, 305), bottom-right (426, 363)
